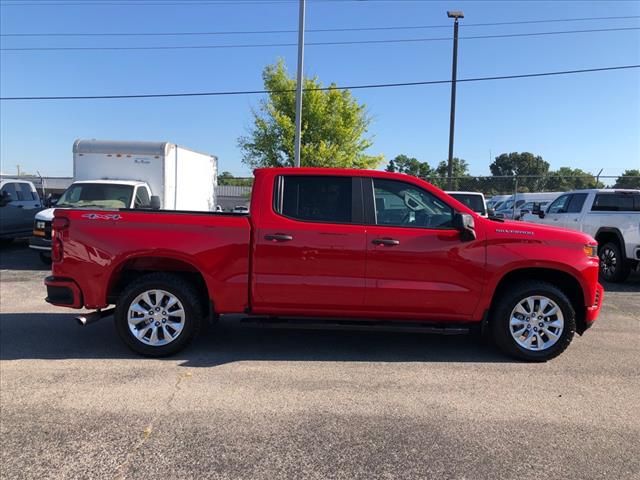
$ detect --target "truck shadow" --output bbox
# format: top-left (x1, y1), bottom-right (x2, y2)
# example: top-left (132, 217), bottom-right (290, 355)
top-left (601, 271), bottom-right (640, 293)
top-left (0, 313), bottom-right (514, 365)
top-left (0, 240), bottom-right (50, 272)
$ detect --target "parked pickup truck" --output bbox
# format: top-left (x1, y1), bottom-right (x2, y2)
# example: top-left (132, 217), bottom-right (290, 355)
top-left (45, 168), bottom-right (604, 361)
top-left (521, 189), bottom-right (640, 283)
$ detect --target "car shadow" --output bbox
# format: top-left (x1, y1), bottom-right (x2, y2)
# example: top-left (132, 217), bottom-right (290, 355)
top-left (602, 271), bottom-right (640, 293)
top-left (0, 239), bottom-right (49, 272)
top-left (0, 313), bottom-right (514, 365)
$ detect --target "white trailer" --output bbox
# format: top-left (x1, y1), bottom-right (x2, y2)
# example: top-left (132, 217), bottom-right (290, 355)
top-left (31, 139), bottom-right (217, 262)
top-left (72, 139), bottom-right (217, 211)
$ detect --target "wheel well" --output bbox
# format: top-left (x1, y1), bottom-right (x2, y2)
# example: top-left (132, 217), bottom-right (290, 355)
top-left (595, 229), bottom-right (622, 252)
top-left (107, 257), bottom-right (211, 316)
top-left (490, 268), bottom-right (587, 335)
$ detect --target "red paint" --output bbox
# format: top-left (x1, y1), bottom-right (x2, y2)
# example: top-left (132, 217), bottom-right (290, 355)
top-left (46, 168), bottom-right (603, 330)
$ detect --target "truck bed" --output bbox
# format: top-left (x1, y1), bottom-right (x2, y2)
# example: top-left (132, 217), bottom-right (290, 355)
top-left (50, 208), bottom-right (252, 312)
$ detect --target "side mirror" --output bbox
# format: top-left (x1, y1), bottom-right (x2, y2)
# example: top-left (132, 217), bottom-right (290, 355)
top-left (452, 212), bottom-right (476, 241)
top-left (487, 208), bottom-right (495, 217)
top-left (531, 202), bottom-right (541, 214)
top-left (150, 196), bottom-right (161, 210)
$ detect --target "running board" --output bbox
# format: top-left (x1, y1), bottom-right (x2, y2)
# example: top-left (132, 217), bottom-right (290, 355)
top-left (236, 317), bottom-right (470, 335)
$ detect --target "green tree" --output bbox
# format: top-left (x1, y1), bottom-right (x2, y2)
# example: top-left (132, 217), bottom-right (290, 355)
top-left (545, 167), bottom-right (602, 191)
top-left (218, 171), bottom-right (253, 187)
top-left (613, 169), bottom-right (640, 189)
top-left (430, 158), bottom-right (471, 190)
top-left (490, 152), bottom-right (550, 192)
top-left (238, 60), bottom-right (383, 169)
top-left (385, 154), bottom-right (431, 177)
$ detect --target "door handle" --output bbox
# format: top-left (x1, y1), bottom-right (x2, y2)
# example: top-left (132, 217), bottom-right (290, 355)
top-left (264, 233), bottom-right (293, 242)
top-left (372, 238), bottom-right (400, 246)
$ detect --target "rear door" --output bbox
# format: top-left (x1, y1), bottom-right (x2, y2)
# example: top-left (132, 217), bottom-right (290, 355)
top-left (251, 174), bottom-right (367, 315)
top-left (363, 177), bottom-right (486, 320)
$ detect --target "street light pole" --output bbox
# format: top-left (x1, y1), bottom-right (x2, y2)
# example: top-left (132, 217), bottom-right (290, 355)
top-left (446, 10), bottom-right (463, 190)
top-left (293, 0), bottom-right (306, 168)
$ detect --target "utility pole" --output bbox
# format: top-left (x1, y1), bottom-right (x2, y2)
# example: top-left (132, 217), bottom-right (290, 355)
top-left (293, 0), bottom-right (306, 168)
top-left (446, 10), bottom-right (464, 190)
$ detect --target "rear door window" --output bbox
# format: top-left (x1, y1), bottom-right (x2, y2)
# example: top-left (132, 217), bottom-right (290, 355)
top-left (276, 175), bottom-right (354, 223)
top-left (591, 194), bottom-right (637, 212)
top-left (567, 193), bottom-right (588, 213)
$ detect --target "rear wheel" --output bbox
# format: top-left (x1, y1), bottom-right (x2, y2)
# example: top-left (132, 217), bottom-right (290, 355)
top-left (114, 273), bottom-right (203, 357)
top-left (491, 281), bottom-right (575, 361)
top-left (599, 241), bottom-right (630, 283)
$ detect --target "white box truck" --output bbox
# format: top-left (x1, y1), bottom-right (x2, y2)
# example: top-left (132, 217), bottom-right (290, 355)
top-left (30, 139), bottom-right (217, 263)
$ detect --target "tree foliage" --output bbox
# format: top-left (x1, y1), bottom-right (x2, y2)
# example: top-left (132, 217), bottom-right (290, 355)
top-left (386, 154), bottom-right (431, 177)
top-left (614, 169), bottom-right (640, 189)
top-left (218, 171), bottom-right (253, 186)
top-left (430, 158), bottom-right (470, 190)
top-left (490, 152), bottom-right (550, 192)
top-left (544, 167), bottom-right (602, 190)
top-left (238, 60), bottom-right (383, 169)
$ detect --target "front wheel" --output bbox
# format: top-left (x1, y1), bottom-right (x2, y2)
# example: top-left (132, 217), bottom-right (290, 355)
top-left (491, 281), bottom-right (576, 362)
top-left (599, 241), bottom-right (631, 283)
top-left (114, 273), bottom-right (203, 357)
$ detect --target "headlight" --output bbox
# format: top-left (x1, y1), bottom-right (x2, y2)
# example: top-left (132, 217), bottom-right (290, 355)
top-left (584, 244), bottom-right (598, 258)
top-left (36, 221), bottom-right (46, 230)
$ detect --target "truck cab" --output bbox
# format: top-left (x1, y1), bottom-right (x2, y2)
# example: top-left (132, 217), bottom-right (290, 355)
top-left (0, 179), bottom-right (42, 242)
top-left (30, 180), bottom-right (153, 262)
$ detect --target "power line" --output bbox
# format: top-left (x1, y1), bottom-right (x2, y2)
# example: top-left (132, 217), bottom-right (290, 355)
top-left (2, 15), bottom-right (639, 37)
top-left (2, 64), bottom-right (637, 101)
top-left (2, 27), bottom-right (638, 52)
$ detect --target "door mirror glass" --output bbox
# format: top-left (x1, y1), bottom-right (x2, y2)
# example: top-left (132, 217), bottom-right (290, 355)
top-left (531, 202), bottom-right (541, 214)
top-left (487, 207), bottom-right (495, 217)
top-left (150, 195), bottom-right (161, 210)
top-left (452, 212), bottom-right (476, 241)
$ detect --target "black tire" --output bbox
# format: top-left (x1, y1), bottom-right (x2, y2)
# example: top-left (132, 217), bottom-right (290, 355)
top-left (114, 273), bottom-right (204, 357)
top-left (599, 241), bottom-right (631, 283)
top-left (491, 281), bottom-right (576, 362)
top-left (39, 252), bottom-right (52, 265)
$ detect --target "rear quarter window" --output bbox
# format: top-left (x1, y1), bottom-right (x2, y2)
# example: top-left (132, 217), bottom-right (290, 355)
top-left (591, 194), bottom-right (639, 212)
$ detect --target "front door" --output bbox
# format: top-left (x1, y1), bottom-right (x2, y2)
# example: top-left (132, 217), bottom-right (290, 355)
top-left (363, 177), bottom-right (486, 321)
top-left (251, 175), bottom-right (367, 316)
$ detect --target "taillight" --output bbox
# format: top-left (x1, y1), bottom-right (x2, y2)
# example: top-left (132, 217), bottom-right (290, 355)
top-left (52, 217), bottom-right (69, 231)
top-left (52, 238), bottom-right (64, 263)
top-left (51, 217), bottom-right (69, 263)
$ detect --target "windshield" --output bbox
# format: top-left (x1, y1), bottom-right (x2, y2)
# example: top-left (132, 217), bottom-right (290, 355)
top-left (448, 193), bottom-right (486, 215)
top-left (57, 183), bottom-right (134, 209)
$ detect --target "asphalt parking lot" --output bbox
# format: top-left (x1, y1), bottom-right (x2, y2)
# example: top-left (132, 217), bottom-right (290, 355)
top-left (1, 240), bottom-right (639, 480)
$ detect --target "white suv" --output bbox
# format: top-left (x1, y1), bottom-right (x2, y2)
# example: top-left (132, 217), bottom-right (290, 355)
top-left (523, 189), bottom-right (640, 282)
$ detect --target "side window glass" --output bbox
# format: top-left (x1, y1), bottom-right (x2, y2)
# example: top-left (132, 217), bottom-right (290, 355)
top-left (592, 194), bottom-right (634, 211)
top-left (567, 193), bottom-right (587, 213)
top-left (277, 176), bottom-right (353, 223)
top-left (16, 183), bottom-right (34, 201)
top-left (373, 178), bottom-right (453, 228)
top-left (0, 183), bottom-right (18, 203)
top-left (134, 187), bottom-right (151, 208)
top-left (547, 195), bottom-right (570, 214)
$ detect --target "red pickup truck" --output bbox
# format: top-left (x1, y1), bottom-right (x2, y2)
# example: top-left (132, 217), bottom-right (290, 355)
top-left (45, 168), bottom-right (604, 361)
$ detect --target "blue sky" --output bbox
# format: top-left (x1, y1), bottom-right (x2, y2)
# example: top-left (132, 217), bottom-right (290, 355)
top-left (1, 0), bottom-right (639, 179)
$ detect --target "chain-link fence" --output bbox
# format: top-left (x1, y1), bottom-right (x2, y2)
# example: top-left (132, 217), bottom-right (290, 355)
top-left (420, 175), bottom-right (640, 196)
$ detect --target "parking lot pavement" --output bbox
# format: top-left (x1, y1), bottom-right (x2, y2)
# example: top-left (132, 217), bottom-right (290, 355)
top-left (1, 241), bottom-right (639, 480)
